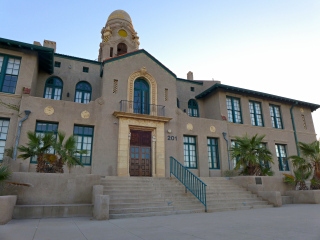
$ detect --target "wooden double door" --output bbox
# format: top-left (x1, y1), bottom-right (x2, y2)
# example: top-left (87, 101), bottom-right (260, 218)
top-left (130, 130), bottom-right (152, 177)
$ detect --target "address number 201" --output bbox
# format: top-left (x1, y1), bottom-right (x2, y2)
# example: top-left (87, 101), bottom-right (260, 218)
top-left (167, 136), bottom-right (177, 141)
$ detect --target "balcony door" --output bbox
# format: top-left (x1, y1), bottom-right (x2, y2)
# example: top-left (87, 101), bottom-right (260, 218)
top-left (134, 79), bottom-right (149, 114)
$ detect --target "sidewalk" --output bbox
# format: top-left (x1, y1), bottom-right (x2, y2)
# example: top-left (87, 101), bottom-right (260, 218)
top-left (1, 204), bottom-right (319, 240)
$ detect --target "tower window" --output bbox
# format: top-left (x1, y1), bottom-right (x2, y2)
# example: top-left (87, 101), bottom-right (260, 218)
top-left (54, 61), bottom-right (61, 68)
top-left (83, 67), bottom-right (89, 73)
top-left (191, 87), bottom-right (195, 92)
top-left (117, 43), bottom-right (127, 56)
top-left (110, 47), bottom-right (113, 57)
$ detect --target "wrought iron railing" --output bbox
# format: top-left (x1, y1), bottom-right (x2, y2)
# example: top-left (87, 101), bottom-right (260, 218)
top-left (170, 156), bottom-right (207, 212)
top-left (119, 100), bottom-right (165, 117)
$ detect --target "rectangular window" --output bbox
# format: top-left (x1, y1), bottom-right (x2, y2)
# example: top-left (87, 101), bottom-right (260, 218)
top-left (231, 140), bottom-right (239, 169)
top-left (73, 125), bottom-right (94, 166)
top-left (275, 144), bottom-right (289, 171)
top-left (54, 61), bottom-right (61, 68)
top-left (259, 143), bottom-right (269, 168)
top-left (83, 67), bottom-right (89, 73)
top-left (31, 121), bottom-right (58, 163)
top-left (226, 96), bottom-right (242, 124)
top-left (0, 55), bottom-right (21, 94)
top-left (0, 119), bottom-right (10, 161)
top-left (269, 104), bottom-right (283, 129)
top-left (207, 138), bottom-right (219, 169)
top-left (183, 136), bottom-right (197, 168)
top-left (249, 101), bottom-right (264, 127)
top-left (190, 87), bottom-right (195, 92)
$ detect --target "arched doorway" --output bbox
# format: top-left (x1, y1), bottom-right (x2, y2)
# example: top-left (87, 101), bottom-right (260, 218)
top-left (134, 79), bottom-right (149, 114)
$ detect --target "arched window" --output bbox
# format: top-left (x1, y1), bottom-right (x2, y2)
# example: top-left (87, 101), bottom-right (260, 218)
top-left (44, 77), bottom-right (63, 100)
top-left (188, 99), bottom-right (199, 117)
top-left (117, 43), bottom-right (127, 56)
top-left (75, 81), bottom-right (92, 104)
top-left (134, 79), bottom-right (149, 114)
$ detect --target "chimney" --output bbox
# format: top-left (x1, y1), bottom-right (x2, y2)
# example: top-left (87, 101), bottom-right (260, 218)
top-left (43, 40), bottom-right (56, 53)
top-left (33, 41), bottom-right (42, 46)
top-left (187, 71), bottom-right (193, 80)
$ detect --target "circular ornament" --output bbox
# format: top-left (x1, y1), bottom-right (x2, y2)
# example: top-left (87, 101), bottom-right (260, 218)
top-left (81, 110), bottom-right (90, 119)
top-left (44, 106), bottom-right (54, 116)
top-left (210, 126), bottom-right (216, 133)
top-left (187, 123), bottom-right (193, 131)
top-left (118, 29), bottom-right (127, 37)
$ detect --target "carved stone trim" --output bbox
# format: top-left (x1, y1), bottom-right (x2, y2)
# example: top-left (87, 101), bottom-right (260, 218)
top-left (127, 68), bottom-right (157, 105)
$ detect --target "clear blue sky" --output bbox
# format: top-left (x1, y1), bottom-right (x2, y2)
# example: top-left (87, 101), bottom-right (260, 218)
top-left (2, 0), bottom-right (320, 138)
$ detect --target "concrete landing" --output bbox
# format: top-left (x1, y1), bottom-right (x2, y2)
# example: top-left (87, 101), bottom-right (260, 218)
top-left (1, 205), bottom-right (319, 240)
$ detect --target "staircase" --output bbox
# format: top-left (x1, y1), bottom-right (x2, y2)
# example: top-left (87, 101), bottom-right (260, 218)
top-left (102, 176), bottom-right (273, 219)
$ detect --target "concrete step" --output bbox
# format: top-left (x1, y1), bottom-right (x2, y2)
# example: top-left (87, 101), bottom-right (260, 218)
top-left (13, 204), bottom-right (93, 219)
top-left (110, 208), bottom-right (205, 219)
top-left (207, 204), bottom-right (273, 213)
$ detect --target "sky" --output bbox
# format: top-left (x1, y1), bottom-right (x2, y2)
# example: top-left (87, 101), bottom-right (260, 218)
top-left (1, 0), bottom-right (320, 138)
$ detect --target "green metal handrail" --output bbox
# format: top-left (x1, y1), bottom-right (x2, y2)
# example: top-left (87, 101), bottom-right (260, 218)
top-left (170, 156), bottom-right (207, 212)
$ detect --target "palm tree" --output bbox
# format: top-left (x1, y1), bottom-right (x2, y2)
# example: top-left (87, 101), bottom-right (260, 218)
top-left (17, 131), bottom-right (55, 172)
top-left (292, 141), bottom-right (320, 189)
top-left (231, 134), bottom-right (273, 176)
top-left (52, 132), bottom-right (85, 173)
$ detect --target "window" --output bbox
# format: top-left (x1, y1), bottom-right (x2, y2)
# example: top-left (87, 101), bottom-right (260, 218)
top-left (188, 99), bottom-right (199, 117)
top-left (275, 144), bottom-right (289, 171)
top-left (259, 143), bottom-right (269, 168)
top-left (110, 47), bottom-right (113, 57)
top-left (54, 61), bottom-right (61, 68)
top-left (190, 87), bottom-right (195, 92)
top-left (249, 101), bottom-right (264, 126)
top-left (31, 122), bottom-right (58, 163)
top-left (44, 77), bottom-right (63, 100)
top-left (0, 119), bottom-right (10, 162)
top-left (0, 55), bottom-right (21, 94)
top-left (73, 125), bottom-right (94, 165)
top-left (177, 98), bottom-right (180, 108)
top-left (226, 96), bottom-right (242, 123)
top-left (208, 138), bottom-right (219, 169)
top-left (231, 140), bottom-right (239, 169)
top-left (269, 104), bottom-right (283, 129)
top-left (184, 136), bottom-right (197, 168)
top-left (165, 88), bottom-right (168, 101)
top-left (134, 79), bottom-right (149, 114)
top-left (83, 67), bottom-right (89, 73)
top-left (75, 81), bottom-right (92, 104)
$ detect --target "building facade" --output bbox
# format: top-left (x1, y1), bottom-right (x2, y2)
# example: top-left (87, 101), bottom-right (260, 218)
top-left (0, 10), bottom-right (319, 177)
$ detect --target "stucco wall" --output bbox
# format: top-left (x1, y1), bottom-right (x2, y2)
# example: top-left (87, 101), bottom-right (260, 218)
top-left (4, 172), bottom-right (100, 205)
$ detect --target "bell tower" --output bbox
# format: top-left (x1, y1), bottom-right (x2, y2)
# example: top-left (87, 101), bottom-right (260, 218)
top-left (98, 10), bottom-right (140, 61)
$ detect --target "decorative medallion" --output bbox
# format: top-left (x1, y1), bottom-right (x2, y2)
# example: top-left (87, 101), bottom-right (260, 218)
top-left (44, 106), bottom-right (54, 116)
top-left (300, 108), bottom-right (304, 113)
top-left (140, 67), bottom-right (147, 76)
top-left (210, 126), bottom-right (216, 133)
top-left (187, 123), bottom-right (193, 131)
top-left (81, 110), bottom-right (90, 119)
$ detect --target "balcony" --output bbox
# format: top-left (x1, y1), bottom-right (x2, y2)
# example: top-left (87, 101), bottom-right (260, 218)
top-left (113, 100), bottom-right (171, 122)
top-left (119, 100), bottom-right (165, 117)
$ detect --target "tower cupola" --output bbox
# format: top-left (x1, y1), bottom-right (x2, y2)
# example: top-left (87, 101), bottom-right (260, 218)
top-left (98, 10), bottom-right (140, 61)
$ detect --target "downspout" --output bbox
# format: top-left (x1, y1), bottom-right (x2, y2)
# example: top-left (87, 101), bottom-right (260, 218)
top-left (290, 102), bottom-right (300, 156)
top-left (13, 110), bottom-right (31, 160)
top-left (223, 132), bottom-right (231, 170)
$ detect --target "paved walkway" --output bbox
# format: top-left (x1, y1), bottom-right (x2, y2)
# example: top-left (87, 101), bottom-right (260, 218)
top-left (1, 204), bottom-right (319, 240)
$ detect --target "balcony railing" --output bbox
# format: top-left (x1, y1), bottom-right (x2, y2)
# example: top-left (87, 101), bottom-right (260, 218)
top-left (119, 100), bottom-right (165, 117)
